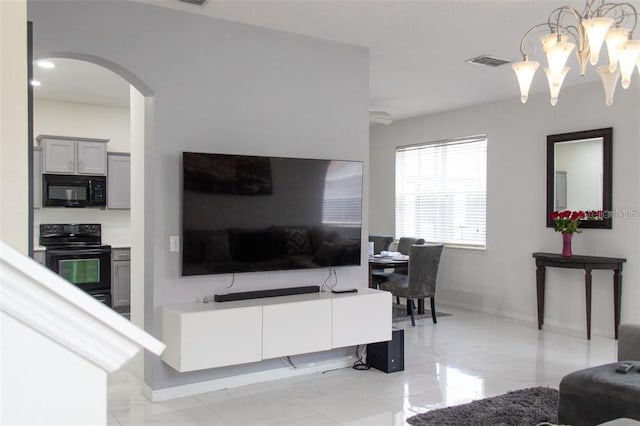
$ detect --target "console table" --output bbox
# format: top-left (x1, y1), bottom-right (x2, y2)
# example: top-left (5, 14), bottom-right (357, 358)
top-left (532, 252), bottom-right (626, 340)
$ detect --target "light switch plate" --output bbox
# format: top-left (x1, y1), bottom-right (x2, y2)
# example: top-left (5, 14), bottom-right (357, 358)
top-left (169, 235), bottom-right (180, 252)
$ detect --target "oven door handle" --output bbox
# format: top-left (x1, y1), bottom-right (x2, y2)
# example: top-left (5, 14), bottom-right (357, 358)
top-left (46, 248), bottom-right (110, 256)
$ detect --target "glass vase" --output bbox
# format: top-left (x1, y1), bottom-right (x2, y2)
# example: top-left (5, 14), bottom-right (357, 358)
top-left (561, 233), bottom-right (573, 257)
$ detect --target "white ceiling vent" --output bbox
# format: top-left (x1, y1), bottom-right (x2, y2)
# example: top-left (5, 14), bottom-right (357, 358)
top-left (369, 110), bottom-right (393, 125)
top-left (465, 55), bottom-right (511, 67)
top-left (178, 0), bottom-right (208, 5)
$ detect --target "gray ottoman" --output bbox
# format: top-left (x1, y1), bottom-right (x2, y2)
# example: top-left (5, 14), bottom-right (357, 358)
top-left (598, 419), bottom-right (640, 426)
top-left (559, 361), bottom-right (640, 426)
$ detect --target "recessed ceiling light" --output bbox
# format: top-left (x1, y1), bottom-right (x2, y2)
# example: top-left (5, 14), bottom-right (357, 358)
top-left (36, 60), bottom-right (55, 69)
top-left (30, 80), bottom-right (41, 86)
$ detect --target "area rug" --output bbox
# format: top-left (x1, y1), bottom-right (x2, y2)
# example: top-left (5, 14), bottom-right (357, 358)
top-left (406, 386), bottom-right (559, 426)
top-left (391, 303), bottom-right (451, 323)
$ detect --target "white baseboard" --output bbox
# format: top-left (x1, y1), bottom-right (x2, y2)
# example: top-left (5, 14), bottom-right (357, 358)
top-left (438, 299), bottom-right (614, 339)
top-left (438, 299), bottom-right (536, 323)
top-left (143, 355), bottom-right (356, 402)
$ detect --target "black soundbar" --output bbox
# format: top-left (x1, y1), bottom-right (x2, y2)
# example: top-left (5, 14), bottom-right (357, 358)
top-left (214, 285), bottom-right (320, 302)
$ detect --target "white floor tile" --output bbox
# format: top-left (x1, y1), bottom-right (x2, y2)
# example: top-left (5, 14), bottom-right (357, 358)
top-left (194, 382), bottom-right (277, 405)
top-left (205, 391), bottom-right (329, 425)
top-left (267, 414), bottom-right (339, 426)
top-left (112, 404), bottom-right (229, 426)
top-left (107, 411), bottom-right (122, 426)
top-left (108, 306), bottom-right (618, 425)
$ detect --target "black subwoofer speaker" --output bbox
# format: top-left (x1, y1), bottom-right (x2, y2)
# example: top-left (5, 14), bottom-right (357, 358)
top-left (367, 327), bottom-right (404, 373)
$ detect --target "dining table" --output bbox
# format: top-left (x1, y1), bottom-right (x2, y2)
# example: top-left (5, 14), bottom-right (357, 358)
top-left (368, 255), bottom-right (409, 289)
top-left (369, 254), bottom-right (438, 314)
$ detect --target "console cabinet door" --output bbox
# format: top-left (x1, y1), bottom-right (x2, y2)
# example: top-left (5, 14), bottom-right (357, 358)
top-left (332, 291), bottom-right (392, 348)
top-left (107, 154), bottom-right (130, 209)
top-left (162, 306), bottom-right (263, 372)
top-left (42, 138), bottom-right (76, 174)
top-left (262, 299), bottom-right (332, 359)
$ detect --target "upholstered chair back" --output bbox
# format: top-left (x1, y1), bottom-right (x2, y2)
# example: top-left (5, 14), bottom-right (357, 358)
top-left (407, 244), bottom-right (444, 299)
top-left (368, 235), bottom-right (394, 254)
top-left (397, 237), bottom-right (426, 255)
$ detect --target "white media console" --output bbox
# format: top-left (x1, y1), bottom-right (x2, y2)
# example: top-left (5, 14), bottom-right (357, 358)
top-left (161, 288), bottom-right (391, 372)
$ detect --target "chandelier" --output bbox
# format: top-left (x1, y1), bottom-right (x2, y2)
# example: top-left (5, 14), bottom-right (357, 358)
top-left (512, 0), bottom-right (640, 106)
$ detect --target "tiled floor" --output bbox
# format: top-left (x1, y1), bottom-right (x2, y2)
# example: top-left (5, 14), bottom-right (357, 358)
top-left (107, 306), bottom-right (617, 425)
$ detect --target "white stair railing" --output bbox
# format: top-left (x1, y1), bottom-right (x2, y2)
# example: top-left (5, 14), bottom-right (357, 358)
top-left (0, 240), bottom-right (164, 370)
top-left (0, 240), bottom-right (165, 425)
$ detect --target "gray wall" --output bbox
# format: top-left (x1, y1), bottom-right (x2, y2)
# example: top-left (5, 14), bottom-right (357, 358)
top-left (29, 0), bottom-right (369, 390)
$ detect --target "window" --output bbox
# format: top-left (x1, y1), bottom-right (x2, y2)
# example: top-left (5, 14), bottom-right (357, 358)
top-left (395, 135), bottom-right (487, 248)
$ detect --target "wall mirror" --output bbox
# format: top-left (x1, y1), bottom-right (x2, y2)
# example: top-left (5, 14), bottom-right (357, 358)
top-left (546, 127), bottom-right (612, 229)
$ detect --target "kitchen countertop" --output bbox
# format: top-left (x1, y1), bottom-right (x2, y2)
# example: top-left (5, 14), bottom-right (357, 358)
top-left (108, 243), bottom-right (131, 249)
top-left (33, 241), bottom-right (130, 251)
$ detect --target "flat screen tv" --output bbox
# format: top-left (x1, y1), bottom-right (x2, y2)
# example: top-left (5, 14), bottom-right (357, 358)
top-left (182, 152), bottom-right (363, 276)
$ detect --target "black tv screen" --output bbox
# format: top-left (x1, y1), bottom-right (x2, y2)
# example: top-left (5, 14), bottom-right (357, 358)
top-left (182, 152), bottom-right (363, 276)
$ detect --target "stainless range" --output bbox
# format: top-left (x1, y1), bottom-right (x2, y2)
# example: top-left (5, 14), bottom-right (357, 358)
top-left (40, 224), bottom-right (112, 306)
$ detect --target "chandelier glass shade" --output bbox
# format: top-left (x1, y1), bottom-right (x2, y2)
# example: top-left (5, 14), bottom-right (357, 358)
top-left (513, 0), bottom-right (639, 106)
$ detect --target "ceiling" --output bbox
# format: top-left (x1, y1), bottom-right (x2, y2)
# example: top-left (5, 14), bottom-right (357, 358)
top-left (33, 59), bottom-right (131, 107)
top-left (34, 0), bottom-right (604, 121)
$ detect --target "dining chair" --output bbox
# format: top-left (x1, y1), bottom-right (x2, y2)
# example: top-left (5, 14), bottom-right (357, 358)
top-left (396, 237), bottom-right (425, 254)
top-left (368, 235), bottom-right (395, 288)
top-left (392, 237), bottom-right (425, 277)
top-left (368, 235), bottom-right (394, 255)
top-left (370, 236), bottom-right (425, 294)
top-left (379, 244), bottom-right (444, 326)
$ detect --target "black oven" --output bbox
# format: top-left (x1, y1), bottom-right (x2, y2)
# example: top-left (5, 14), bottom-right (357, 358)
top-left (40, 224), bottom-right (112, 306)
top-left (45, 246), bottom-right (111, 303)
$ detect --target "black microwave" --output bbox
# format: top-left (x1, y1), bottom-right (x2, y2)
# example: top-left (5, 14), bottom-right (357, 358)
top-left (42, 174), bottom-right (107, 207)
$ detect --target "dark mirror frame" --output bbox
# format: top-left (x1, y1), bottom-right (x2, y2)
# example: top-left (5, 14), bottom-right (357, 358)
top-left (546, 127), bottom-right (613, 229)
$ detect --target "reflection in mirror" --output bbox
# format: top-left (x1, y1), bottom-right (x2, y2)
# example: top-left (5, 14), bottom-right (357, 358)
top-left (547, 128), bottom-right (612, 229)
top-left (555, 170), bottom-right (567, 210)
top-left (554, 138), bottom-right (603, 211)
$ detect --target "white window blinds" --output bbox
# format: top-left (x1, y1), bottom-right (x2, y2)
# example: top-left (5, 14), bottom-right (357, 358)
top-left (395, 135), bottom-right (487, 248)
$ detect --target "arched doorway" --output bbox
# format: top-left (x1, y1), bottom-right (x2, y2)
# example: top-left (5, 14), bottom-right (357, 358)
top-left (30, 56), bottom-right (152, 380)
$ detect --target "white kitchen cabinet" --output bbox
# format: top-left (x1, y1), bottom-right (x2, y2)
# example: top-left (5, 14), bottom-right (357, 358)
top-left (37, 135), bottom-right (108, 175)
top-left (33, 250), bottom-right (45, 265)
top-left (111, 248), bottom-right (131, 308)
top-left (42, 138), bottom-right (75, 174)
top-left (107, 153), bottom-right (130, 209)
top-left (77, 141), bottom-right (108, 175)
top-left (33, 147), bottom-right (42, 209)
top-left (161, 289), bottom-right (392, 372)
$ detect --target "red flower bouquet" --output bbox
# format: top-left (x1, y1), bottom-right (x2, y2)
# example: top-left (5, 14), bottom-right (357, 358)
top-left (550, 210), bottom-right (586, 234)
